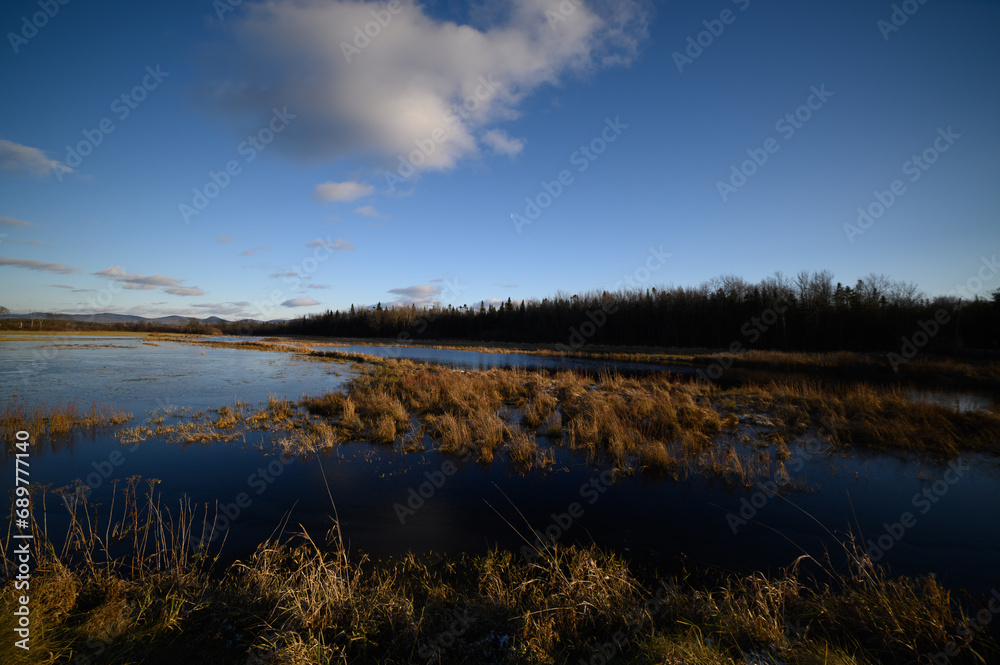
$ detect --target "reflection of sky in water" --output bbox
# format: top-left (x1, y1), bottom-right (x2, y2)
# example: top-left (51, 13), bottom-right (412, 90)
top-left (5, 430), bottom-right (999, 599)
top-left (906, 389), bottom-right (995, 413)
top-left (2, 337), bottom-right (998, 599)
top-left (304, 343), bottom-right (689, 374)
top-left (0, 336), bottom-right (356, 412)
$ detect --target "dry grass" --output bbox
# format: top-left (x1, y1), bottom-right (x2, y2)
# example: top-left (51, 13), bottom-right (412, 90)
top-left (292, 336), bottom-right (1000, 390)
top-left (2, 482), bottom-right (992, 665)
top-left (189, 358), bottom-right (1000, 483)
top-left (33, 343), bottom-right (992, 482)
top-left (1, 399), bottom-right (132, 443)
top-left (719, 380), bottom-right (1000, 455)
top-left (506, 429), bottom-right (538, 469)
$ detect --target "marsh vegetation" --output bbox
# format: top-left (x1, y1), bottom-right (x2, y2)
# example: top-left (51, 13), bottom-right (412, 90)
top-left (2, 477), bottom-right (995, 665)
top-left (2, 334), bottom-right (998, 664)
top-left (2, 399), bottom-right (131, 445)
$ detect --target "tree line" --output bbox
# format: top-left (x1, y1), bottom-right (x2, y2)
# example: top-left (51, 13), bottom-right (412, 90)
top-left (221, 271), bottom-right (1000, 353)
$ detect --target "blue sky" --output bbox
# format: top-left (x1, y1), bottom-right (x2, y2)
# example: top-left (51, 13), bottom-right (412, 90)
top-left (1, 0), bottom-right (998, 320)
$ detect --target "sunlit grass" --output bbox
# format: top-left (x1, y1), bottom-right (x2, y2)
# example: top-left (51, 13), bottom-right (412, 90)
top-left (1, 399), bottom-right (131, 443)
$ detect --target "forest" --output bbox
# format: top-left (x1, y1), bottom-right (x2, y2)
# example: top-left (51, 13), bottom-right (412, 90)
top-left (226, 271), bottom-right (1000, 352)
top-left (4, 271), bottom-right (998, 352)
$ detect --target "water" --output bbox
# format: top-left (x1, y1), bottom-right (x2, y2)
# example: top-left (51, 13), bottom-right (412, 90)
top-left (305, 341), bottom-right (689, 375)
top-left (906, 389), bottom-right (995, 413)
top-left (307, 343), bottom-right (999, 412)
top-left (2, 336), bottom-right (998, 601)
top-left (0, 335), bottom-right (355, 412)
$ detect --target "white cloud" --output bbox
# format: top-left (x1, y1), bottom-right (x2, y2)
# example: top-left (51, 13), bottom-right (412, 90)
top-left (313, 181), bottom-right (375, 202)
top-left (353, 205), bottom-right (382, 218)
top-left (0, 139), bottom-right (73, 177)
top-left (239, 246), bottom-right (269, 256)
top-left (307, 237), bottom-right (354, 251)
top-left (216, 235), bottom-right (235, 243)
top-left (482, 129), bottom-right (525, 156)
top-left (0, 257), bottom-right (78, 274)
top-left (199, 0), bottom-right (648, 176)
top-left (389, 285), bottom-right (438, 298)
top-left (387, 283), bottom-right (443, 306)
top-left (94, 267), bottom-right (181, 287)
top-left (92, 266), bottom-right (204, 296)
top-left (282, 298), bottom-right (320, 307)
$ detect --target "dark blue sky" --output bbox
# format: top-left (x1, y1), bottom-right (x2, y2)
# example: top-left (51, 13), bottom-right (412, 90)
top-left (1, 0), bottom-right (998, 319)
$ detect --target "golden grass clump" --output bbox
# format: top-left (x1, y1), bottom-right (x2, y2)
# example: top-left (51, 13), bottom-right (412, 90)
top-left (2, 399), bottom-right (132, 443)
top-left (639, 439), bottom-right (674, 472)
top-left (521, 392), bottom-right (558, 429)
top-left (506, 429), bottom-right (538, 468)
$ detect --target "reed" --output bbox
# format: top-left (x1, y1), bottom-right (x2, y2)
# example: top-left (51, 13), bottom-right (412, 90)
top-left (3, 482), bottom-right (991, 665)
top-left (1, 399), bottom-right (132, 443)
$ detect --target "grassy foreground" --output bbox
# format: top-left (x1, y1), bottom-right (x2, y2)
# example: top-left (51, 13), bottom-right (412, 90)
top-left (2, 482), bottom-right (995, 665)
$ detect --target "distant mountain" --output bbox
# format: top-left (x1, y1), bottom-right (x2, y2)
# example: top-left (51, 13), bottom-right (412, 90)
top-left (0, 312), bottom-right (233, 326)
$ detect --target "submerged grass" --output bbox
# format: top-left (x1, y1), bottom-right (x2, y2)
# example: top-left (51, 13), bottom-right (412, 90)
top-left (152, 336), bottom-right (1000, 462)
top-left (720, 380), bottom-right (1000, 455)
top-left (107, 353), bottom-right (999, 485)
top-left (1, 399), bottom-right (132, 444)
top-left (1, 482), bottom-right (994, 665)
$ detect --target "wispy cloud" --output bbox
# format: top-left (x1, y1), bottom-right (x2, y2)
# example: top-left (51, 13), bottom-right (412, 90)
top-left (190, 301), bottom-right (251, 316)
top-left (92, 266), bottom-right (204, 296)
top-left (165, 286), bottom-right (206, 296)
top-left (0, 139), bottom-right (72, 177)
top-left (282, 298), bottom-right (319, 307)
top-left (306, 283), bottom-right (330, 289)
top-left (0, 216), bottom-right (34, 228)
top-left (307, 237), bottom-right (354, 251)
top-left (239, 246), bottom-right (269, 256)
top-left (482, 129), bottom-right (525, 157)
top-left (313, 181), bottom-right (374, 203)
top-left (200, 0), bottom-right (649, 175)
top-left (216, 235), bottom-right (235, 243)
top-left (48, 284), bottom-right (74, 289)
top-left (353, 205), bottom-right (382, 218)
top-left (6, 238), bottom-right (55, 246)
top-left (387, 283), bottom-right (443, 307)
top-left (0, 257), bottom-right (79, 274)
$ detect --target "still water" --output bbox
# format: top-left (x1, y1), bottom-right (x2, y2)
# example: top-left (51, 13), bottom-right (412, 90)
top-left (2, 336), bottom-right (998, 600)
